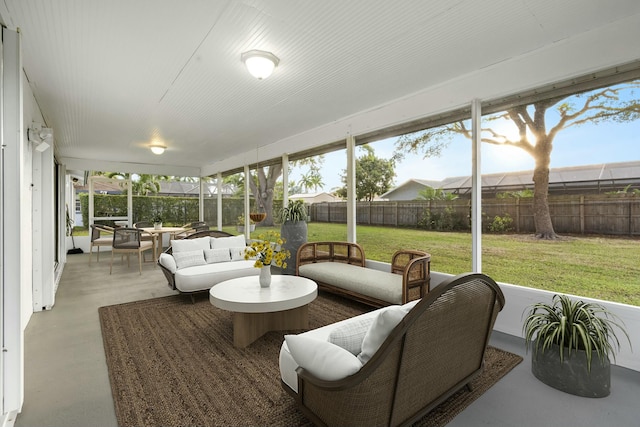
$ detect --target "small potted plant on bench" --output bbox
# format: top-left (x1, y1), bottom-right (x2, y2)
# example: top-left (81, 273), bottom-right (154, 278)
top-left (523, 294), bottom-right (630, 397)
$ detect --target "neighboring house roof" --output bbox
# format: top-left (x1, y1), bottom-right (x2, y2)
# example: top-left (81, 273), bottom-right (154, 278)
top-left (289, 192), bottom-right (338, 202)
top-left (382, 161), bottom-right (640, 200)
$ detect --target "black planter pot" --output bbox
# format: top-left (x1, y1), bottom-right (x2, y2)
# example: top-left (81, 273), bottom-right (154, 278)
top-left (532, 342), bottom-right (611, 398)
top-left (280, 220), bottom-right (307, 275)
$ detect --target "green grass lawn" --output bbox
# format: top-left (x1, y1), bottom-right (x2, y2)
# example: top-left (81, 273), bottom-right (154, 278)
top-left (76, 223), bottom-right (640, 306)
top-left (235, 223), bottom-right (640, 306)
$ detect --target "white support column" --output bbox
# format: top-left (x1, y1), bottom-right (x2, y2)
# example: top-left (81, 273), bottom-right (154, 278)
top-left (2, 26), bottom-right (25, 416)
top-left (127, 179), bottom-right (132, 227)
top-left (346, 135), bottom-right (357, 243)
top-left (282, 153), bottom-right (289, 207)
top-left (199, 177), bottom-right (204, 221)
top-left (32, 139), bottom-right (55, 311)
top-left (471, 99), bottom-right (482, 272)
top-left (216, 172), bottom-right (223, 231)
top-left (244, 165), bottom-right (250, 239)
top-left (88, 175), bottom-right (94, 226)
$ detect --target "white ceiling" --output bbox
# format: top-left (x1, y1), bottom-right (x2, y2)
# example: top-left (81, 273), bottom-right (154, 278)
top-left (1, 0), bottom-right (640, 176)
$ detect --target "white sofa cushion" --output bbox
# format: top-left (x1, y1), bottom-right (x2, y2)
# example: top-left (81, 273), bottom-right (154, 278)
top-left (174, 260), bottom-right (258, 292)
top-left (159, 253), bottom-right (177, 274)
top-left (357, 305), bottom-right (405, 364)
top-left (279, 309), bottom-right (380, 393)
top-left (173, 250), bottom-right (207, 269)
top-left (284, 335), bottom-right (362, 381)
top-left (230, 247), bottom-right (248, 261)
top-left (328, 316), bottom-right (375, 355)
top-left (204, 248), bottom-right (231, 264)
top-left (280, 300), bottom-right (421, 393)
top-left (357, 300), bottom-right (419, 364)
top-left (211, 235), bottom-right (246, 249)
top-left (171, 236), bottom-right (211, 253)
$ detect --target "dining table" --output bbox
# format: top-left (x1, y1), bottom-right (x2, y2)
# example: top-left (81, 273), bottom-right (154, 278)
top-left (141, 226), bottom-right (186, 259)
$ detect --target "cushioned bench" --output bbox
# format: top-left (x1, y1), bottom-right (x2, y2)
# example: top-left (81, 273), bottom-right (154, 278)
top-left (296, 241), bottom-right (430, 307)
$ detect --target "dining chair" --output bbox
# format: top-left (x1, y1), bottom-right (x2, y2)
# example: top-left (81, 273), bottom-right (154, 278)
top-left (89, 224), bottom-right (115, 264)
top-left (134, 221), bottom-right (157, 261)
top-left (110, 227), bottom-right (154, 274)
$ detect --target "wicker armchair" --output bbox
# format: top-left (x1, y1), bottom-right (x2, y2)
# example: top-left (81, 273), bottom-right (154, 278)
top-left (283, 272), bottom-right (505, 427)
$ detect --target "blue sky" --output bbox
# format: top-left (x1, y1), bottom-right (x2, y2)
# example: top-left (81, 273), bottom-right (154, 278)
top-left (289, 107), bottom-right (639, 193)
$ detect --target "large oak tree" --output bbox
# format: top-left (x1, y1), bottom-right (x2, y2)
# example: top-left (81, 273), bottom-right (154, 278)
top-left (396, 81), bottom-right (640, 239)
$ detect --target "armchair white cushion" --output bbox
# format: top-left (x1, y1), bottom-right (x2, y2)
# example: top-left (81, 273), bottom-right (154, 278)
top-left (284, 335), bottom-right (362, 381)
top-left (357, 305), bottom-right (406, 364)
top-left (328, 316), bottom-right (375, 355)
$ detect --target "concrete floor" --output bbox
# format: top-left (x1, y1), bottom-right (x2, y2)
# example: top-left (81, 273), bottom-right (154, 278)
top-left (15, 252), bottom-right (640, 427)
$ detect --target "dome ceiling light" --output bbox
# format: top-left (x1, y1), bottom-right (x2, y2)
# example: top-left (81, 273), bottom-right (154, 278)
top-left (241, 49), bottom-right (279, 80)
top-left (150, 144), bottom-right (166, 155)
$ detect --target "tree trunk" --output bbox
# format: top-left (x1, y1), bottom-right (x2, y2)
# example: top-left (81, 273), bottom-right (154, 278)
top-left (249, 165), bottom-right (282, 227)
top-left (531, 135), bottom-right (558, 239)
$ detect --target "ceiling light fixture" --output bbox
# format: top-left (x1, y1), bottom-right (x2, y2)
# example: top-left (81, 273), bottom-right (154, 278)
top-left (150, 144), bottom-right (166, 155)
top-left (241, 49), bottom-right (279, 79)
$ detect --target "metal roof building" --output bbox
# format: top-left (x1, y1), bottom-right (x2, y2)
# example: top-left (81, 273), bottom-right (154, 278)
top-left (382, 161), bottom-right (640, 200)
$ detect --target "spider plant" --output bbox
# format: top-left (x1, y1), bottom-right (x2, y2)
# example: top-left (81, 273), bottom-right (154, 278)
top-left (277, 199), bottom-right (307, 223)
top-left (523, 294), bottom-right (630, 371)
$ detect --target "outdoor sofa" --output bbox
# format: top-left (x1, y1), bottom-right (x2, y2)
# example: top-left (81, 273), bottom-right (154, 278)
top-left (158, 230), bottom-right (258, 294)
top-left (296, 241), bottom-right (430, 307)
top-left (279, 272), bottom-right (505, 427)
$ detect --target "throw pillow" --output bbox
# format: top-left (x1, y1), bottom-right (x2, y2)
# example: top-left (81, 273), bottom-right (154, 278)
top-left (230, 247), bottom-right (248, 261)
top-left (328, 316), bottom-right (375, 355)
top-left (357, 305), bottom-right (407, 364)
top-left (204, 248), bottom-right (231, 264)
top-left (285, 335), bottom-right (363, 381)
top-left (211, 234), bottom-right (246, 250)
top-left (171, 236), bottom-right (211, 253)
top-left (172, 250), bottom-right (206, 269)
top-left (158, 253), bottom-right (177, 273)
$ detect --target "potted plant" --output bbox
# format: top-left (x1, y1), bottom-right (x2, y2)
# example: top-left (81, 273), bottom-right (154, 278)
top-left (523, 294), bottom-right (630, 397)
top-left (236, 215), bottom-right (255, 233)
top-left (152, 214), bottom-right (163, 230)
top-left (277, 200), bottom-right (308, 275)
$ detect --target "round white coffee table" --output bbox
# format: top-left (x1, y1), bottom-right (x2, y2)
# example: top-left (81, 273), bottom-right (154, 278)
top-left (209, 275), bottom-right (318, 348)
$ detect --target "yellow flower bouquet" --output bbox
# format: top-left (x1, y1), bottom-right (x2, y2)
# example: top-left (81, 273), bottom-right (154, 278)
top-left (244, 231), bottom-right (291, 269)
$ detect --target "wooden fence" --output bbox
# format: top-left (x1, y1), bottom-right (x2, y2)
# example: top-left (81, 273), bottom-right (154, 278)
top-left (308, 194), bottom-right (640, 236)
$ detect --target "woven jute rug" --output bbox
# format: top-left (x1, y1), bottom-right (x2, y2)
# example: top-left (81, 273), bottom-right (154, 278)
top-left (99, 292), bottom-right (522, 427)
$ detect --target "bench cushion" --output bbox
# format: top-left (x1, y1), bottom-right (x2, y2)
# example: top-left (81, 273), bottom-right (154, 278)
top-left (298, 263), bottom-right (403, 304)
